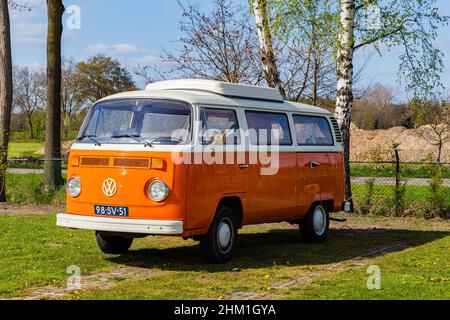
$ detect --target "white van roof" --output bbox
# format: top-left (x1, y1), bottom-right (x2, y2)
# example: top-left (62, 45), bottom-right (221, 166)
top-left (145, 79), bottom-right (284, 102)
top-left (99, 79), bottom-right (332, 115)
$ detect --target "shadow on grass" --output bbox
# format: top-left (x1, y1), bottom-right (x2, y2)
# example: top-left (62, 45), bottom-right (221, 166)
top-left (106, 227), bottom-right (450, 273)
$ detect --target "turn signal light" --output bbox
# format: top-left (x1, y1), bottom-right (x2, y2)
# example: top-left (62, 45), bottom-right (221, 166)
top-left (71, 157), bottom-right (80, 167)
top-left (151, 158), bottom-right (165, 170)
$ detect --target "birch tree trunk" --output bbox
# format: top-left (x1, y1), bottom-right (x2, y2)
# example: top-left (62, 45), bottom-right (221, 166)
top-left (43, 0), bottom-right (64, 190)
top-left (334, 0), bottom-right (355, 210)
top-left (252, 0), bottom-right (286, 98)
top-left (0, 0), bottom-right (13, 202)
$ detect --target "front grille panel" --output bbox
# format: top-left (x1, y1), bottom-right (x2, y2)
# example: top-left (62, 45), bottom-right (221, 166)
top-left (80, 157), bottom-right (110, 167)
top-left (113, 158), bottom-right (150, 168)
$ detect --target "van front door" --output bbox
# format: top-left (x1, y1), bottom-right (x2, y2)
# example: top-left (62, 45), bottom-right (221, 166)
top-left (200, 106), bottom-right (247, 193)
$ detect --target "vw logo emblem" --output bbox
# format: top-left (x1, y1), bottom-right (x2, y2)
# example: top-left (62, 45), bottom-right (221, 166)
top-left (102, 178), bottom-right (117, 197)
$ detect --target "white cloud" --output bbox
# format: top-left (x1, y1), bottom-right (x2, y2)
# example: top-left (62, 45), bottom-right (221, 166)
top-left (11, 21), bottom-right (46, 45)
top-left (86, 43), bottom-right (142, 55)
top-left (10, 0), bottom-right (47, 46)
top-left (135, 54), bottom-right (161, 65)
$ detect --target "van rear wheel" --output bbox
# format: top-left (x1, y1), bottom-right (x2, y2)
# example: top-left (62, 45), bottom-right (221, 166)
top-left (96, 231), bottom-right (133, 254)
top-left (300, 203), bottom-right (329, 243)
top-left (200, 205), bottom-right (237, 263)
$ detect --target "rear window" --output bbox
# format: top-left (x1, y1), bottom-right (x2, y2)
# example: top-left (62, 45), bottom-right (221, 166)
top-left (293, 115), bottom-right (333, 146)
top-left (245, 111), bottom-right (292, 145)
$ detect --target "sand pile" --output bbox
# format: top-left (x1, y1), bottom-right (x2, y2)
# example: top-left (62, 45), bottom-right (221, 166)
top-left (350, 124), bottom-right (449, 162)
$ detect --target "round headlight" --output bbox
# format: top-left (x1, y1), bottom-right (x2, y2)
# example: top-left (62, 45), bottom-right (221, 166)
top-left (67, 176), bottom-right (81, 198)
top-left (148, 179), bottom-right (170, 202)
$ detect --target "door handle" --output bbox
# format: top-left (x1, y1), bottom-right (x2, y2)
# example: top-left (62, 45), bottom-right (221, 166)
top-left (238, 164), bottom-right (249, 169)
top-left (309, 161), bottom-right (320, 169)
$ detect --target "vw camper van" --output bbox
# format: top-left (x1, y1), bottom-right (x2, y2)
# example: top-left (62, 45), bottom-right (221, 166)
top-left (57, 79), bottom-right (345, 262)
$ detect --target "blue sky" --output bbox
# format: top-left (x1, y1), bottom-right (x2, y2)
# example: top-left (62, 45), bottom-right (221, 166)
top-left (10, 0), bottom-right (450, 101)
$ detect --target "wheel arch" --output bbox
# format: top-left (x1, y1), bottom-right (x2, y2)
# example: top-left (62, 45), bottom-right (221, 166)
top-left (216, 196), bottom-right (244, 228)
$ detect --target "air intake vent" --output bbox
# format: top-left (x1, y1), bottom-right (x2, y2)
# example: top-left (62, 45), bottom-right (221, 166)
top-left (81, 157), bottom-right (110, 167)
top-left (330, 117), bottom-right (343, 143)
top-left (113, 158), bottom-right (150, 168)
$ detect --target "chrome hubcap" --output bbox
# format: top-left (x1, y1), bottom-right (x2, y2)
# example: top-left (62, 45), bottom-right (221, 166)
top-left (217, 219), bottom-right (232, 250)
top-left (313, 206), bottom-right (326, 236)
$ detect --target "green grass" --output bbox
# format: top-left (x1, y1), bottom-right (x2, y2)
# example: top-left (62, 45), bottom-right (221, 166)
top-left (352, 184), bottom-right (450, 206)
top-left (0, 213), bottom-right (448, 299)
top-left (0, 214), bottom-right (112, 297)
top-left (8, 142), bottom-right (43, 158)
top-left (285, 236), bottom-right (450, 299)
top-left (351, 163), bottom-right (450, 179)
top-left (352, 183), bottom-right (450, 217)
top-left (6, 174), bottom-right (66, 205)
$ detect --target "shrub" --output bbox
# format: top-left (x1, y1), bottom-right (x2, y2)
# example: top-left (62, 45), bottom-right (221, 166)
top-left (423, 163), bottom-right (449, 219)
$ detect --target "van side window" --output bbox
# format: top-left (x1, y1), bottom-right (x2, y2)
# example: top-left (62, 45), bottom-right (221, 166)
top-left (293, 115), bottom-right (334, 146)
top-left (245, 111), bottom-right (292, 145)
top-left (200, 108), bottom-right (240, 145)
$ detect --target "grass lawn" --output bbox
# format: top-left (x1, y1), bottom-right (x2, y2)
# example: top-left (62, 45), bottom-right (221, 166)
top-left (6, 174), bottom-right (66, 205)
top-left (8, 142), bottom-right (43, 158)
top-left (0, 212), bottom-right (448, 300)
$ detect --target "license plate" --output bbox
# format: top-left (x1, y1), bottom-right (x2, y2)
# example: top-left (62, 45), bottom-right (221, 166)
top-left (94, 205), bottom-right (129, 217)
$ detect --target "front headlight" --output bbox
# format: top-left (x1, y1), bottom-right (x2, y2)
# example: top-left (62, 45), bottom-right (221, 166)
top-left (67, 176), bottom-right (82, 198)
top-left (148, 179), bottom-right (170, 202)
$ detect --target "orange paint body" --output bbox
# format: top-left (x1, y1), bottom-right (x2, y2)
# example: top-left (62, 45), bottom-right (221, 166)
top-left (66, 149), bottom-right (344, 237)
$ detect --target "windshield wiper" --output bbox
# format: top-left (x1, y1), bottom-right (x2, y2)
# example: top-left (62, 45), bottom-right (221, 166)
top-left (76, 135), bottom-right (101, 146)
top-left (110, 134), bottom-right (153, 148)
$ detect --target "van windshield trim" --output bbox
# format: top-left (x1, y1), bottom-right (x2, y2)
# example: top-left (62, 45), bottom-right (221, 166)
top-left (78, 98), bottom-right (193, 146)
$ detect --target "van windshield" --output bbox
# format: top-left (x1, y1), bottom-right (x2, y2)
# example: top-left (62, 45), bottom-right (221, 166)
top-left (79, 99), bottom-right (192, 145)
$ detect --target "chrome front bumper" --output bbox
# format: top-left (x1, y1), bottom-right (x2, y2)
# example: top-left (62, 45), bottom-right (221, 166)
top-left (56, 213), bottom-right (183, 235)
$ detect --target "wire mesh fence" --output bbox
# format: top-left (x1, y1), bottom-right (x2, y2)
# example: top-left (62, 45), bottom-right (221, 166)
top-left (350, 161), bottom-right (449, 218)
top-left (4, 157), bottom-right (450, 218)
top-left (7, 158), bottom-right (68, 173)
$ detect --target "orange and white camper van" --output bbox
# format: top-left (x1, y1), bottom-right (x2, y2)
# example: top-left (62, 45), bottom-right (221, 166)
top-left (57, 79), bottom-right (346, 262)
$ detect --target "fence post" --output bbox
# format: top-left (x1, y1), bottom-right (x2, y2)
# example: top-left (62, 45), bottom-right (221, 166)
top-left (393, 145), bottom-right (406, 216)
top-left (395, 148), bottom-right (400, 190)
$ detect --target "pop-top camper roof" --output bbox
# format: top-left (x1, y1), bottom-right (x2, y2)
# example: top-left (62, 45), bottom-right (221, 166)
top-left (145, 79), bottom-right (284, 103)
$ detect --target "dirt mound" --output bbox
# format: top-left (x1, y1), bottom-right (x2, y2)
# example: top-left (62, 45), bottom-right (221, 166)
top-left (350, 124), bottom-right (449, 162)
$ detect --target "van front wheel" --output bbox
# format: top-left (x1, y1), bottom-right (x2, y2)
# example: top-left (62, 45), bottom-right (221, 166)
top-left (96, 231), bottom-right (133, 254)
top-left (300, 203), bottom-right (329, 243)
top-left (200, 206), bottom-right (237, 263)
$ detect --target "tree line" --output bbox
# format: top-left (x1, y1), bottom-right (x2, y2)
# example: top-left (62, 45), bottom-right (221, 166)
top-left (11, 56), bottom-right (135, 140)
top-left (0, 0), bottom-right (448, 207)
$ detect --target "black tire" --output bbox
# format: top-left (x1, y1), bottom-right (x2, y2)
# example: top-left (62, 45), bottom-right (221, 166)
top-left (299, 203), bottom-right (329, 243)
top-left (200, 205), bottom-right (238, 263)
top-left (95, 231), bottom-right (133, 254)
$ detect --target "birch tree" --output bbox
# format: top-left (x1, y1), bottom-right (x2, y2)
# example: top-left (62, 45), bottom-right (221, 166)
top-left (0, 0), bottom-right (12, 202)
top-left (43, 0), bottom-right (64, 190)
top-left (252, 0), bottom-right (286, 98)
top-left (334, 0), bottom-right (447, 208)
top-left (335, 0), bottom-right (355, 207)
